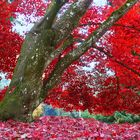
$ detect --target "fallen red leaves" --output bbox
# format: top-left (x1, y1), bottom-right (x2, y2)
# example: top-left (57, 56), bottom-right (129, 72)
top-left (0, 116), bottom-right (139, 139)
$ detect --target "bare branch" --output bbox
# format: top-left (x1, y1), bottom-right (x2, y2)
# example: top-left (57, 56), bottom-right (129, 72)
top-left (91, 44), bottom-right (140, 77)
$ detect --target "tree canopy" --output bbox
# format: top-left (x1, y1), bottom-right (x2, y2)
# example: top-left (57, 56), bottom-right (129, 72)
top-left (0, 0), bottom-right (140, 122)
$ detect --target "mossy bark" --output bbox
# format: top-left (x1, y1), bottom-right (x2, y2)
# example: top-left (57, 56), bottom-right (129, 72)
top-left (0, 31), bottom-right (53, 122)
top-left (0, 0), bottom-right (92, 122)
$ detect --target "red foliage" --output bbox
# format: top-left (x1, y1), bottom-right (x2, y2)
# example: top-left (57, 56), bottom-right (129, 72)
top-left (0, 1), bottom-right (23, 74)
top-left (0, 0), bottom-right (140, 116)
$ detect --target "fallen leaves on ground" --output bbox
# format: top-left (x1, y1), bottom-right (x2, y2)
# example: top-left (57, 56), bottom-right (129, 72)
top-left (0, 116), bottom-right (139, 139)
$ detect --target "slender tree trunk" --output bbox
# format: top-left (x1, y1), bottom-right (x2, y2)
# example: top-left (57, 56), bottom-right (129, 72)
top-left (0, 0), bottom-right (138, 122)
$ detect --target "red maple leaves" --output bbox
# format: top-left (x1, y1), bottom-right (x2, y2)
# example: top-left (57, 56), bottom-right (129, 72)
top-left (0, 1), bottom-right (23, 74)
top-left (0, 116), bottom-right (139, 139)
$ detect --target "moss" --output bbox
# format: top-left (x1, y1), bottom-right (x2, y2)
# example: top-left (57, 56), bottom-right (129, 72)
top-left (0, 93), bottom-right (21, 121)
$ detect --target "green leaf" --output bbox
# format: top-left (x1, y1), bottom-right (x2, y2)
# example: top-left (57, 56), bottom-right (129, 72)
top-left (10, 17), bottom-right (14, 22)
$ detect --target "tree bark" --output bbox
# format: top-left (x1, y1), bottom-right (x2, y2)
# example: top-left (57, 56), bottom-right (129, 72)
top-left (0, 0), bottom-right (138, 122)
top-left (0, 0), bottom-right (92, 122)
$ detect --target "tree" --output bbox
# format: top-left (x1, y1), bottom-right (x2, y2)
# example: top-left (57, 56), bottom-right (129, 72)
top-left (0, 0), bottom-right (139, 122)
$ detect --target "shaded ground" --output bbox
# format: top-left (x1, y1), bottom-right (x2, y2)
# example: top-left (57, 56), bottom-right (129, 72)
top-left (0, 116), bottom-right (139, 139)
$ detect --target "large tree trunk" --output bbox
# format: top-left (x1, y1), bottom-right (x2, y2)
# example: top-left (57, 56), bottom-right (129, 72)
top-left (0, 0), bottom-right (92, 122)
top-left (0, 0), bottom-right (138, 122)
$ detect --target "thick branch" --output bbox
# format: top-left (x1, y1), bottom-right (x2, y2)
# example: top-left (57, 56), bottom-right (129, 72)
top-left (52, 0), bottom-right (92, 45)
top-left (42, 0), bottom-right (138, 96)
top-left (30, 0), bottom-right (68, 33)
top-left (44, 35), bottom-right (75, 68)
top-left (9, 0), bottom-right (67, 87)
top-left (64, 0), bottom-right (138, 62)
top-left (80, 22), bottom-right (140, 32)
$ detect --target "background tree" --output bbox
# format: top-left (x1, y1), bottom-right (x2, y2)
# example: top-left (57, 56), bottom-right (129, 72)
top-left (0, 0), bottom-right (139, 122)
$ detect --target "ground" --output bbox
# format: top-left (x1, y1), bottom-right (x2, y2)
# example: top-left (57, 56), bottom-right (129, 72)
top-left (0, 116), bottom-right (139, 139)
